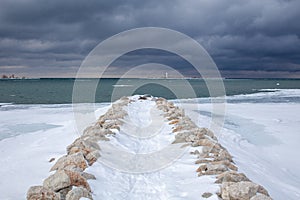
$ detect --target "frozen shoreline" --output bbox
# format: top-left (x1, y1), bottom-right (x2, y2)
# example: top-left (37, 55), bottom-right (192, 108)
top-left (0, 90), bottom-right (300, 199)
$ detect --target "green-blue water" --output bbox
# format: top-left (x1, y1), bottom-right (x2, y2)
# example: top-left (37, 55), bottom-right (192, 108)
top-left (0, 78), bottom-right (299, 104)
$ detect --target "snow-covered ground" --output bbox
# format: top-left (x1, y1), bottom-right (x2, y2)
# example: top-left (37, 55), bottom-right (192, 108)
top-left (0, 89), bottom-right (299, 199)
top-left (85, 97), bottom-right (220, 200)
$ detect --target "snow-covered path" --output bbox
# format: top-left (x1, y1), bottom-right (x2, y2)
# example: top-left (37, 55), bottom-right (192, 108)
top-left (86, 98), bottom-right (220, 200)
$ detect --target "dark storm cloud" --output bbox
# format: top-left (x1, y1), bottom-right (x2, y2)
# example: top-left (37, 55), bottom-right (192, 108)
top-left (0, 0), bottom-right (299, 77)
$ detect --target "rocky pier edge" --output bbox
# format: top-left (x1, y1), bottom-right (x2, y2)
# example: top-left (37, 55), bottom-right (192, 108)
top-left (26, 95), bottom-right (272, 200)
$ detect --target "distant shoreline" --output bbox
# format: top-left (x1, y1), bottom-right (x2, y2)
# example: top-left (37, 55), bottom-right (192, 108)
top-left (1, 77), bottom-right (300, 80)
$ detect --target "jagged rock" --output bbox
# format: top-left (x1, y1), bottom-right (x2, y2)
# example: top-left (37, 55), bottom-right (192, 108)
top-left (172, 126), bottom-right (184, 133)
top-left (221, 181), bottom-right (260, 200)
top-left (215, 171), bottom-right (250, 183)
top-left (100, 120), bottom-right (121, 130)
top-left (197, 163), bottom-right (228, 176)
top-left (67, 139), bottom-right (100, 159)
top-left (82, 129), bottom-right (111, 142)
top-left (215, 149), bottom-right (233, 162)
top-left (43, 170), bottom-right (90, 192)
top-left (195, 159), bottom-right (209, 164)
top-left (209, 144), bottom-right (222, 154)
top-left (58, 186), bottom-right (72, 200)
top-left (202, 192), bottom-right (213, 198)
top-left (173, 132), bottom-right (191, 143)
top-left (82, 125), bottom-right (113, 141)
top-left (27, 186), bottom-right (60, 200)
top-left (258, 185), bottom-right (270, 197)
top-left (155, 97), bottom-right (167, 102)
top-left (198, 128), bottom-right (217, 140)
top-left (50, 152), bottom-right (87, 172)
top-left (80, 172), bottom-right (96, 180)
top-left (169, 119), bottom-right (180, 125)
top-left (191, 138), bottom-right (216, 148)
top-left (64, 170), bottom-right (91, 192)
top-left (196, 160), bottom-right (237, 171)
top-left (66, 187), bottom-right (92, 200)
top-left (213, 160), bottom-right (238, 171)
top-left (85, 150), bottom-right (100, 166)
top-left (185, 134), bottom-right (197, 142)
top-left (250, 193), bottom-right (272, 200)
top-left (43, 170), bottom-right (71, 192)
top-left (63, 165), bottom-right (83, 172)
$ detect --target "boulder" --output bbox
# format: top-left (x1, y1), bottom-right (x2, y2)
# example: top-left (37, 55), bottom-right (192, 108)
top-left (66, 187), bottom-right (92, 200)
top-left (58, 186), bottom-right (72, 200)
top-left (50, 152), bottom-right (87, 172)
top-left (43, 170), bottom-right (90, 192)
top-left (100, 120), bottom-right (122, 130)
top-left (221, 181), bottom-right (260, 200)
top-left (43, 170), bottom-right (71, 192)
top-left (64, 170), bottom-right (91, 192)
top-left (67, 139), bottom-right (101, 159)
top-left (258, 185), bottom-right (270, 197)
top-left (85, 150), bottom-right (100, 166)
top-left (202, 192), bottom-right (213, 198)
top-left (215, 171), bottom-right (250, 183)
top-left (197, 163), bottom-right (228, 176)
top-left (191, 138), bottom-right (216, 148)
top-left (169, 119), bottom-right (180, 125)
top-left (250, 193), bottom-right (272, 200)
top-left (80, 172), bottom-right (96, 180)
top-left (27, 186), bottom-right (60, 200)
top-left (199, 128), bottom-right (217, 140)
top-left (215, 149), bottom-right (233, 162)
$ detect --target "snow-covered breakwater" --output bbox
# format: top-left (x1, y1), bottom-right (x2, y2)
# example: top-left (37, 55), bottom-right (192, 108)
top-left (27, 95), bottom-right (272, 200)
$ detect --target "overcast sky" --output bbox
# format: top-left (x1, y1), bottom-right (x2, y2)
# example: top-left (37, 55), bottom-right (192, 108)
top-left (0, 0), bottom-right (299, 78)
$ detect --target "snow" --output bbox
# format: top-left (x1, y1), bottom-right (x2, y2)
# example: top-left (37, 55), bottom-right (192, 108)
top-left (181, 90), bottom-right (300, 199)
top-left (0, 90), bottom-right (299, 199)
top-left (86, 98), bottom-right (220, 199)
top-left (0, 104), bottom-right (110, 200)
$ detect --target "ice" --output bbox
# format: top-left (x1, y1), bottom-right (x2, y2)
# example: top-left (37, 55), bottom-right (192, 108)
top-left (0, 89), bottom-right (299, 199)
top-left (184, 101), bottom-right (300, 199)
top-left (0, 103), bottom-right (110, 199)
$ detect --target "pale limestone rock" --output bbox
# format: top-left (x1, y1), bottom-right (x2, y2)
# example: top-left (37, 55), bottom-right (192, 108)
top-left (215, 171), bottom-right (250, 183)
top-left (82, 125), bottom-right (113, 141)
top-left (221, 181), bottom-right (260, 200)
top-left (27, 186), bottom-right (60, 200)
top-left (66, 187), bottom-right (92, 200)
top-left (43, 170), bottom-right (71, 192)
top-left (50, 152), bottom-right (87, 172)
top-left (64, 170), bottom-right (91, 192)
top-left (199, 128), bottom-right (217, 140)
top-left (80, 172), bottom-right (96, 180)
top-left (43, 170), bottom-right (90, 192)
top-left (191, 138), bottom-right (216, 148)
top-left (215, 149), bottom-right (233, 162)
top-left (85, 150), bottom-right (100, 166)
top-left (250, 193), bottom-right (272, 200)
top-left (67, 138), bottom-right (101, 160)
top-left (258, 185), bottom-right (270, 197)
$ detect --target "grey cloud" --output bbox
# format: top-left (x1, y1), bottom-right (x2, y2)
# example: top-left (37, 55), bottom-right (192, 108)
top-left (0, 0), bottom-right (299, 77)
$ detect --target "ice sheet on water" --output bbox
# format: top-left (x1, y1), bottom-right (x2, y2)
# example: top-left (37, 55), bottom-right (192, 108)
top-left (195, 110), bottom-right (281, 146)
top-left (227, 89), bottom-right (300, 103)
top-left (0, 123), bottom-right (62, 141)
